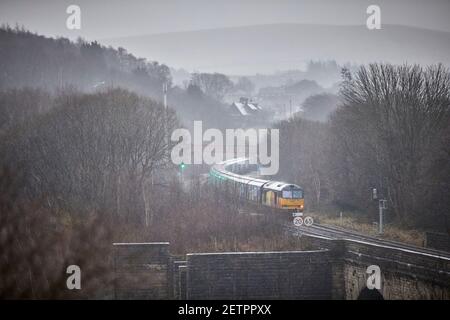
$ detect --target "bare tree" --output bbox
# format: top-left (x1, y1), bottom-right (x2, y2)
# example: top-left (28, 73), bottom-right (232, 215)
top-left (275, 116), bottom-right (330, 211)
top-left (234, 77), bottom-right (255, 96)
top-left (331, 63), bottom-right (450, 227)
top-left (191, 72), bottom-right (233, 101)
top-left (3, 88), bottom-right (178, 224)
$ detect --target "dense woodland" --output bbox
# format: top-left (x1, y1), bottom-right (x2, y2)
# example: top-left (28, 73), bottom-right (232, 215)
top-left (0, 28), bottom-right (282, 298)
top-left (277, 64), bottom-right (450, 230)
top-left (0, 26), bottom-right (241, 129)
top-left (1, 27), bottom-right (449, 233)
top-left (0, 27), bottom-right (449, 297)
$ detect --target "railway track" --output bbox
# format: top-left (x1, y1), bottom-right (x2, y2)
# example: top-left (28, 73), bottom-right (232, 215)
top-left (285, 220), bottom-right (450, 259)
top-left (209, 159), bottom-right (450, 260)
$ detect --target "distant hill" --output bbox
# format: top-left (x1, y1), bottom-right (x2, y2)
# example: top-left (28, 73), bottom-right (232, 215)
top-left (0, 27), bottom-right (170, 99)
top-left (102, 23), bottom-right (450, 75)
top-left (0, 27), bottom-right (246, 129)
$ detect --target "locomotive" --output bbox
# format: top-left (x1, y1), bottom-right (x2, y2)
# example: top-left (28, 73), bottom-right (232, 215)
top-left (209, 158), bottom-right (304, 212)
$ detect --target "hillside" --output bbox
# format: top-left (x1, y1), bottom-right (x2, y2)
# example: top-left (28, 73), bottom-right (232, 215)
top-left (0, 27), bottom-right (170, 99)
top-left (102, 23), bottom-right (450, 75)
top-left (0, 27), bottom-right (240, 129)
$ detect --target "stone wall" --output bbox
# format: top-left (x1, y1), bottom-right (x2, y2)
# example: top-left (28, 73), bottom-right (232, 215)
top-left (342, 239), bottom-right (450, 299)
top-left (185, 250), bottom-right (332, 300)
top-left (112, 238), bottom-right (450, 300)
top-left (173, 260), bottom-right (187, 300)
top-left (425, 232), bottom-right (450, 252)
top-left (113, 242), bottom-right (171, 299)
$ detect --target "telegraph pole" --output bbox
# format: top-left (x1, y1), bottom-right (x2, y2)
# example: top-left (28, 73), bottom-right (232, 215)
top-left (289, 99), bottom-right (292, 118)
top-left (163, 82), bottom-right (169, 157)
top-left (163, 82), bottom-right (168, 110)
top-left (379, 200), bottom-right (383, 234)
top-left (179, 162), bottom-right (185, 187)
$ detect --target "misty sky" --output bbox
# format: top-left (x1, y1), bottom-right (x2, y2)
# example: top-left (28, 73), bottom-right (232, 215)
top-left (1, 0), bottom-right (450, 41)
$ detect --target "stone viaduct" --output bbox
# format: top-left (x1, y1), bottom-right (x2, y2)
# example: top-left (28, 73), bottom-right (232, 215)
top-left (113, 235), bottom-right (450, 300)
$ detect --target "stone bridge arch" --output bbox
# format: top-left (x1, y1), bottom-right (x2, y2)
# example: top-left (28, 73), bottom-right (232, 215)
top-left (357, 287), bottom-right (384, 300)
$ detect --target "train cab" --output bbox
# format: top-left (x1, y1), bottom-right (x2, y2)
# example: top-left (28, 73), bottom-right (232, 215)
top-left (262, 182), bottom-right (304, 212)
